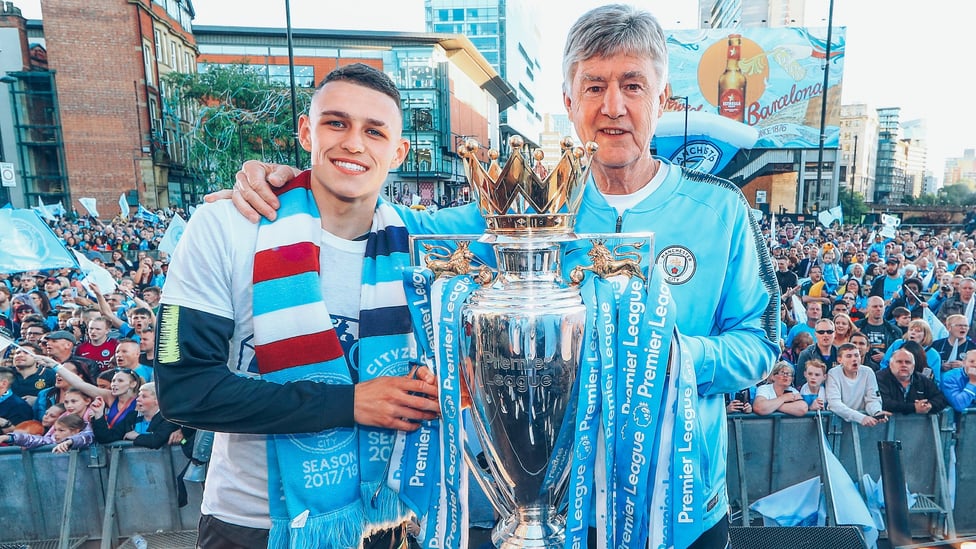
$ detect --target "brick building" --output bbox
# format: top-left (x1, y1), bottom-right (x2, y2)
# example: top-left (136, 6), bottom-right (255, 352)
top-left (6, 0), bottom-right (196, 215)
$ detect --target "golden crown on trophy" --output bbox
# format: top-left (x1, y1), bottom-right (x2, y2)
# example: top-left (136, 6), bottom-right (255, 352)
top-left (458, 135), bottom-right (596, 236)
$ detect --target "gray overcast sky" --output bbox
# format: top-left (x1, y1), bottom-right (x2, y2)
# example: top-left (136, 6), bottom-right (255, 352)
top-left (15, 0), bottom-right (975, 181)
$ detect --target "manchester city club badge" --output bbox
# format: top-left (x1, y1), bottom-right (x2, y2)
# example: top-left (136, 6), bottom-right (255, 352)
top-left (657, 246), bottom-right (697, 285)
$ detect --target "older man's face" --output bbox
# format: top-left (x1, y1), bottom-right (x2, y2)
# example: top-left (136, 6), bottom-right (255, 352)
top-left (890, 350), bottom-right (915, 383)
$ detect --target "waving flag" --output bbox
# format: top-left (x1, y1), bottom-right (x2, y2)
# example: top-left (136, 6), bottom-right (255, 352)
top-left (34, 196), bottom-right (56, 222)
top-left (818, 205), bottom-right (843, 227)
top-left (652, 110), bottom-right (759, 174)
top-left (136, 204), bottom-right (160, 224)
top-left (923, 308), bottom-right (949, 341)
top-left (0, 209), bottom-right (79, 273)
top-left (879, 213), bottom-right (901, 239)
top-left (118, 193), bottom-right (130, 219)
top-left (71, 249), bottom-right (118, 294)
top-left (157, 214), bottom-right (187, 255)
top-left (79, 197), bottom-right (99, 218)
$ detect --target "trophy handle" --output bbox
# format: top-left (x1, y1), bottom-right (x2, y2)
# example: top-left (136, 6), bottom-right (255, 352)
top-left (462, 435), bottom-right (514, 518)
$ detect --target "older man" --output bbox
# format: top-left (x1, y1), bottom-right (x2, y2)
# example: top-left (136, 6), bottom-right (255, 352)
top-left (877, 348), bottom-right (948, 415)
top-left (41, 330), bottom-right (98, 381)
top-left (937, 277), bottom-right (976, 341)
top-left (941, 351), bottom-right (976, 412)
top-left (930, 314), bottom-right (976, 372)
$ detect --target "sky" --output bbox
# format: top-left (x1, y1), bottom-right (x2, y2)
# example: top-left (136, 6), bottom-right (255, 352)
top-left (14, 0), bottom-right (975, 182)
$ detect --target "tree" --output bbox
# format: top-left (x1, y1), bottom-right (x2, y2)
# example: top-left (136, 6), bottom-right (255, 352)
top-left (839, 188), bottom-right (868, 224)
top-left (164, 64), bottom-right (312, 190)
top-left (940, 183), bottom-right (976, 206)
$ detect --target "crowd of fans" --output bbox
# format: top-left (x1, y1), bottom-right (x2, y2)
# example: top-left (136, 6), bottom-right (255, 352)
top-left (730, 218), bottom-right (976, 422)
top-left (3, 210), bottom-right (976, 454)
top-left (0, 210), bottom-right (193, 453)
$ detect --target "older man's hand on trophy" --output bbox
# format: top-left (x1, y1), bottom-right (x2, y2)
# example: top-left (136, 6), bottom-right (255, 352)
top-left (353, 374), bottom-right (440, 432)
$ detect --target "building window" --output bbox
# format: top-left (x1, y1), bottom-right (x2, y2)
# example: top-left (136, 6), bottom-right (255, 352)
top-left (154, 29), bottom-right (162, 62)
top-left (268, 65), bottom-right (314, 88)
top-left (143, 44), bottom-right (155, 86)
top-left (170, 41), bottom-right (178, 69)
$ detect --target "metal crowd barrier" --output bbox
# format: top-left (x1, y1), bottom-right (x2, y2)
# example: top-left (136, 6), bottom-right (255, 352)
top-left (727, 409), bottom-right (974, 539)
top-left (2, 410), bottom-right (973, 547)
top-left (0, 442), bottom-right (202, 548)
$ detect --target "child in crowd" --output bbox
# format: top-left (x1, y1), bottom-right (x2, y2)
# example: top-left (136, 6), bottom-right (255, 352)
top-left (821, 248), bottom-right (844, 294)
top-left (3, 413), bottom-right (91, 453)
top-left (799, 359), bottom-right (827, 411)
top-left (40, 402), bottom-right (67, 430)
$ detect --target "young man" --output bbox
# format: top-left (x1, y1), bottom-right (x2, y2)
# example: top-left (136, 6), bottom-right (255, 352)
top-left (10, 342), bottom-right (57, 407)
top-left (76, 316), bottom-right (118, 372)
top-left (155, 64), bottom-right (449, 549)
top-left (230, 6), bottom-right (779, 547)
top-left (855, 296), bottom-right (902, 371)
top-left (825, 342), bottom-right (886, 426)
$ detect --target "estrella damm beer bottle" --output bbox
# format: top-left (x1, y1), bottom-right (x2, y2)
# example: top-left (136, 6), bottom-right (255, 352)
top-left (718, 34), bottom-right (746, 122)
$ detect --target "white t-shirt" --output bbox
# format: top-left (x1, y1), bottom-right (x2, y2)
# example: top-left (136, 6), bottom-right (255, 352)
top-left (755, 383), bottom-right (798, 401)
top-left (161, 200), bottom-right (364, 529)
top-left (601, 162), bottom-right (670, 215)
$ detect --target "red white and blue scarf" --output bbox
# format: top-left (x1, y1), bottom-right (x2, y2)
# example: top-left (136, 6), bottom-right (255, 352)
top-left (253, 171), bottom-right (415, 549)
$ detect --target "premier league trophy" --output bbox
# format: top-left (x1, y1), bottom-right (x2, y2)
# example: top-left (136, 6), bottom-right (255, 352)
top-left (452, 136), bottom-right (592, 548)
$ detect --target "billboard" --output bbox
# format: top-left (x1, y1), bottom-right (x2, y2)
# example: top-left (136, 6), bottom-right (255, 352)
top-left (660, 27), bottom-right (846, 151)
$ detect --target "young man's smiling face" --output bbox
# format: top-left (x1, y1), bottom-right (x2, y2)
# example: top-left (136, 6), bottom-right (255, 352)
top-left (299, 80), bottom-right (409, 206)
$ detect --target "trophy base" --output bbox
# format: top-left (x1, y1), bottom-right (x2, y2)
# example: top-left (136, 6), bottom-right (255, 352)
top-left (491, 509), bottom-right (566, 549)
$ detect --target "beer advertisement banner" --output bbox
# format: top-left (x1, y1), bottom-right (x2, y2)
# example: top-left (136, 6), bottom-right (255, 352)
top-left (659, 27), bottom-right (846, 153)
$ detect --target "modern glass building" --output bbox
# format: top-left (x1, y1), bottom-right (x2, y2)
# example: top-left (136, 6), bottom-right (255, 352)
top-left (426, 0), bottom-right (543, 152)
top-left (195, 26), bottom-right (515, 206)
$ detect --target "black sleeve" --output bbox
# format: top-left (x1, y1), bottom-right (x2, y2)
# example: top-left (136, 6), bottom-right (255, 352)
top-left (91, 412), bottom-right (138, 444)
top-left (132, 415), bottom-right (180, 449)
top-left (154, 304), bottom-right (354, 434)
top-left (870, 278), bottom-right (884, 298)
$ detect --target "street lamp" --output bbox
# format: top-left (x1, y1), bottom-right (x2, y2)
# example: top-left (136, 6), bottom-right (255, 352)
top-left (670, 95), bottom-right (689, 166)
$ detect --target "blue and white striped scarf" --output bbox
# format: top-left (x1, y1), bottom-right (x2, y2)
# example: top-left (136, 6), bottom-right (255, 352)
top-left (253, 171), bottom-right (415, 548)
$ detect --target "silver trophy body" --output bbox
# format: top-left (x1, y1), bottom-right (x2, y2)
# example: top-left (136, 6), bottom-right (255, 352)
top-left (462, 239), bottom-right (585, 547)
top-left (450, 137), bottom-right (593, 548)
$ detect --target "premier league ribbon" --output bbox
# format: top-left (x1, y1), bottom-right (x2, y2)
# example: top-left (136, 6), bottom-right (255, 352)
top-left (666, 335), bottom-right (703, 549)
top-left (612, 272), bottom-right (675, 549)
top-left (563, 278), bottom-right (606, 548)
top-left (429, 274), bottom-right (476, 549)
top-left (394, 269), bottom-right (479, 549)
top-left (391, 267), bottom-right (440, 517)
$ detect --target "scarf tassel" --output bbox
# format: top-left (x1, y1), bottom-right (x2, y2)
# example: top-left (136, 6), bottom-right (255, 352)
top-left (362, 481), bottom-right (410, 535)
top-left (269, 503), bottom-right (368, 549)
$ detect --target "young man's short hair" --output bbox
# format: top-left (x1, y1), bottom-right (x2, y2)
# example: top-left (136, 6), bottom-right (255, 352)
top-left (317, 63), bottom-right (402, 115)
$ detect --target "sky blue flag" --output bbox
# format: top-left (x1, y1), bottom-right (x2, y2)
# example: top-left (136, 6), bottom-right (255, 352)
top-left (136, 204), bottom-right (160, 224)
top-left (118, 193), bottom-right (130, 220)
top-left (0, 209), bottom-right (79, 274)
top-left (157, 214), bottom-right (187, 256)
